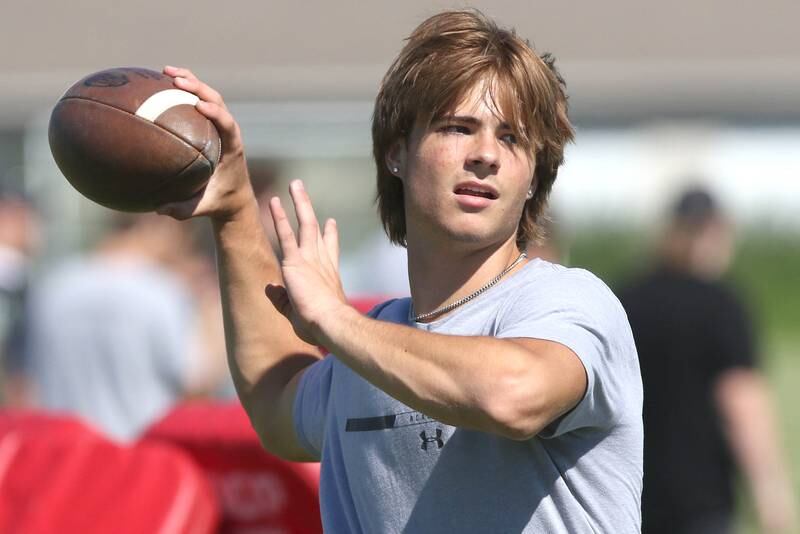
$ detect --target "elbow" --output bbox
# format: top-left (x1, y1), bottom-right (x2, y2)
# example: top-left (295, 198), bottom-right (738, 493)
top-left (481, 376), bottom-right (549, 441)
top-left (242, 395), bottom-right (303, 461)
top-left (250, 411), bottom-right (307, 461)
top-left (487, 407), bottom-right (546, 441)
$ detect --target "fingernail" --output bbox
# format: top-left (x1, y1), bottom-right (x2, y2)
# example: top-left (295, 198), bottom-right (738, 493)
top-left (291, 179), bottom-right (304, 191)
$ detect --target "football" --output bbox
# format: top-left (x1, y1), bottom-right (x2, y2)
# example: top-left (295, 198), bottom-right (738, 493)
top-left (48, 67), bottom-right (221, 212)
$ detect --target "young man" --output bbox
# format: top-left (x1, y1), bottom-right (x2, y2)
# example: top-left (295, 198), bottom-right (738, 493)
top-left (161, 10), bottom-right (643, 533)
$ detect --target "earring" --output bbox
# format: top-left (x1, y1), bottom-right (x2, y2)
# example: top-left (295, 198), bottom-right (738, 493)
top-left (392, 167), bottom-right (399, 174)
top-left (526, 188), bottom-right (534, 199)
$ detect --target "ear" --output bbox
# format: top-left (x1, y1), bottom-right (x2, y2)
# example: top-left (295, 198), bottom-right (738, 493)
top-left (385, 139), bottom-right (408, 181)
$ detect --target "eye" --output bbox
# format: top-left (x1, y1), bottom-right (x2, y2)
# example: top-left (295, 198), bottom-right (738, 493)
top-left (500, 132), bottom-right (518, 145)
top-left (440, 124), bottom-right (470, 135)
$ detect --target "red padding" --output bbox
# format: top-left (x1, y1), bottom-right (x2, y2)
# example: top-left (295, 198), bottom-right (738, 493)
top-left (143, 401), bottom-right (322, 534)
top-left (0, 410), bottom-right (220, 534)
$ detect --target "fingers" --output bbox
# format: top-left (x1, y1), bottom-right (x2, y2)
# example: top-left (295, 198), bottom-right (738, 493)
top-left (269, 196), bottom-right (299, 258)
top-left (162, 67), bottom-right (241, 156)
top-left (164, 65), bottom-right (197, 81)
top-left (288, 180), bottom-right (320, 249)
top-left (194, 100), bottom-right (242, 154)
top-left (164, 66), bottom-right (224, 106)
top-left (163, 66), bottom-right (240, 157)
top-left (322, 218), bottom-right (339, 270)
top-left (272, 181), bottom-right (339, 271)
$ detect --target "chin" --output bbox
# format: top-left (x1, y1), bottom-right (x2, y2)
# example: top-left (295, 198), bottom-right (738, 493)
top-left (443, 223), bottom-right (513, 249)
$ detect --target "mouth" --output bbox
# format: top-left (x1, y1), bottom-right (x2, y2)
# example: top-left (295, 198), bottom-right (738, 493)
top-left (453, 184), bottom-right (498, 200)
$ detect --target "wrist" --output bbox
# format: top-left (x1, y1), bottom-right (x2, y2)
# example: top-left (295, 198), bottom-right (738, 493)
top-left (211, 193), bottom-right (261, 233)
top-left (210, 184), bottom-right (259, 224)
top-left (311, 302), bottom-right (362, 349)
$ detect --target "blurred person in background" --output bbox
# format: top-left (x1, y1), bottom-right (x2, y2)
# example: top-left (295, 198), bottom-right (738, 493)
top-left (0, 188), bottom-right (41, 405)
top-left (619, 186), bottom-right (797, 534)
top-left (10, 213), bottom-right (225, 441)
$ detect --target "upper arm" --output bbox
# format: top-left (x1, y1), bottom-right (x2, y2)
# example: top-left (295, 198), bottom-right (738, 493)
top-left (246, 363), bottom-right (319, 462)
top-left (496, 270), bottom-right (641, 437)
top-left (506, 337), bottom-right (588, 436)
top-left (250, 354), bottom-right (334, 462)
top-left (266, 367), bottom-right (320, 461)
top-left (257, 302), bottom-right (392, 460)
top-left (709, 289), bottom-right (758, 374)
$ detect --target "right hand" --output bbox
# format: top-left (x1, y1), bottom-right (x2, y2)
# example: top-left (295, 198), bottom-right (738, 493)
top-left (156, 65), bottom-right (253, 221)
top-left (269, 180), bottom-right (349, 345)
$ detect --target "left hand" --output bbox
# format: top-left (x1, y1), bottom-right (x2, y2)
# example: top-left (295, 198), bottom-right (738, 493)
top-left (156, 66), bottom-right (253, 222)
top-left (269, 180), bottom-right (348, 344)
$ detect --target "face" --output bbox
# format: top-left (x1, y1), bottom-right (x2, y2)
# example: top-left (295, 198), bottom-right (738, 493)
top-left (690, 216), bottom-right (735, 279)
top-left (389, 82), bottom-right (535, 251)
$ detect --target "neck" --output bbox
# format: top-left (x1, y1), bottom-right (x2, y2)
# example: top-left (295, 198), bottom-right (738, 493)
top-left (407, 236), bottom-right (524, 322)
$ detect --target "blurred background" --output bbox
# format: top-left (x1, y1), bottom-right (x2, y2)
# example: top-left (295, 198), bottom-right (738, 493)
top-left (1, 1), bottom-right (798, 532)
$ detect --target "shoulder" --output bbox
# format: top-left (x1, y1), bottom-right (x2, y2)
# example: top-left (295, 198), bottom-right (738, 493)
top-left (495, 261), bottom-right (633, 349)
top-left (514, 260), bottom-right (623, 313)
top-left (367, 297), bottom-right (412, 324)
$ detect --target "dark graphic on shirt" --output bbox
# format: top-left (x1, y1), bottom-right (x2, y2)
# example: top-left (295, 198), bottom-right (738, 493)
top-left (419, 429), bottom-right (444, 450)
top-left (345, 410), bottom-right (435, 432)
top-left (345, 410), bottom-right (446, 450)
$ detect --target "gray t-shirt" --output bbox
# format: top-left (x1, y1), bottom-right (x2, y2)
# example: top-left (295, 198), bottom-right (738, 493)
top-left (294, 259), bottom-right (643, 533)
top-left (24, 257), bottom-right (194, 441)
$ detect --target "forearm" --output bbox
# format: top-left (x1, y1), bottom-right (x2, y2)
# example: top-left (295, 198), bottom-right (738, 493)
top-left (213, 200), bottom-right (319, 436)
top-left (716, 369), bottom-right (798, 532)
top-left (155, 68), bottom-right (320, 459)
top-left (314, 306), bottom-right (565, 439)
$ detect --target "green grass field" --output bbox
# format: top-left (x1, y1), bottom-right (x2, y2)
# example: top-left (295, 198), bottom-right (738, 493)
top-left (568, 229), bottom-right (800, 531)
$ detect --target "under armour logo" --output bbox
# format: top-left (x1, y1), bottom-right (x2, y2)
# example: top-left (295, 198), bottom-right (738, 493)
top-left (419, 428), bottom-right (444, 450)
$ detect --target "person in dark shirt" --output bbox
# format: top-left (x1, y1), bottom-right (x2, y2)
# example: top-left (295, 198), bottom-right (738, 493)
top-left (620, 187), bottom-right (797, 534)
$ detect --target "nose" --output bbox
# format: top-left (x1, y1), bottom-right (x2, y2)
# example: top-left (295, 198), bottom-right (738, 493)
top-left (466, 132), bottom-right (500, 174)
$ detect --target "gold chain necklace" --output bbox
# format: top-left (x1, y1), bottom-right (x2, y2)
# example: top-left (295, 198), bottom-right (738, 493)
top-left (412, 251), bottom-right (528, 322)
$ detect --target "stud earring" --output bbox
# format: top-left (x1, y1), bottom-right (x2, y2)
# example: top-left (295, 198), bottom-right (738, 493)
top-left (526, 188), bottom-right (534, 199)
top-left (392, 167), bottom-right (399, 174)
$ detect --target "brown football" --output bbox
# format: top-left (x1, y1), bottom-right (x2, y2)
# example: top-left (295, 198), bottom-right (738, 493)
top-left (48, 67), bottom-right (221, 212)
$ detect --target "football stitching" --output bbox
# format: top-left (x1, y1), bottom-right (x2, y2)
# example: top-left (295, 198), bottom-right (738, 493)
top-left (201, 119), bottom-right (222, 170)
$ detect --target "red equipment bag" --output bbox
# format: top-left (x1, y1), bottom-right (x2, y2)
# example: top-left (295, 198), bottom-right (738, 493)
top-left (143, 401), bottom-right (322, 534)
top-left (0, 410), bottom-right (220, 534)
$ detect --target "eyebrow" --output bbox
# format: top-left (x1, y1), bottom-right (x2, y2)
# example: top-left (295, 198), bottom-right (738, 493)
top-left (439, 115), bottom-right (513, 130)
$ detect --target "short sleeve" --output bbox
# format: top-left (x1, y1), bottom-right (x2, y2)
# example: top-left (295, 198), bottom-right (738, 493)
top-left (496, 269), bottom-right (640, 438)
top-left (293, 355), bottom-right (334, 459)
top-left (709, 288), bottom-right (757, 372)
